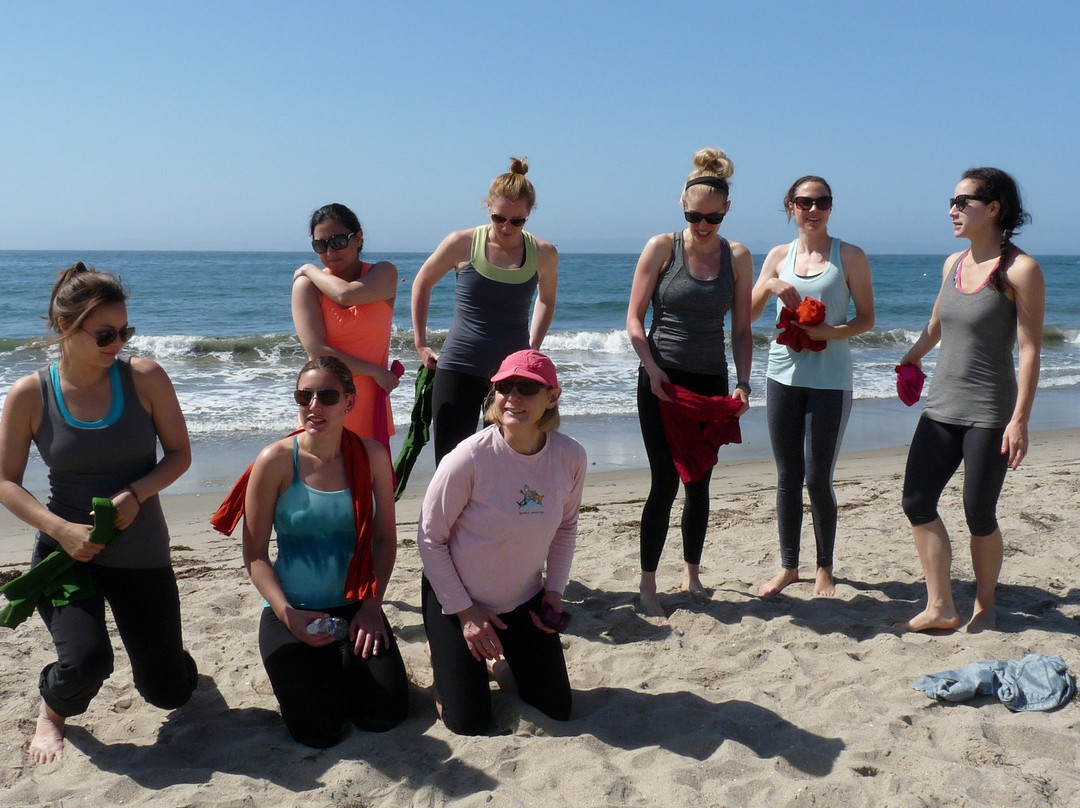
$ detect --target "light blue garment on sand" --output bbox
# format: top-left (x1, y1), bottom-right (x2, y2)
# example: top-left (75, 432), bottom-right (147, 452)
top-left (912, 653), bottom-right (1076, 712)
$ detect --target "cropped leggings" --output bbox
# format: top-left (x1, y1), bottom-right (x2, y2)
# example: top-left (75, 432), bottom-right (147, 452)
top-left (33, 542), bottom-right (198, 719)
top-left (432, 367), bottom-right (492, 465)
top-left (259, 601), bottom-right (408, 748)
top-left (901, 415), bottom-right (1009, 537)
top-left (422, 577), bottom-right (571, 736)
top-left (766, 379), bottom-right (852, 570)
top-left (637, 366), bottom-right (728, 573)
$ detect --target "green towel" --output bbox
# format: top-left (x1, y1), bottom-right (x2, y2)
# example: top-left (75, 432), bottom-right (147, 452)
top-left (0, 497), bottom-right (120, 629)
top-left (393, 364), bottom-right (434, 501)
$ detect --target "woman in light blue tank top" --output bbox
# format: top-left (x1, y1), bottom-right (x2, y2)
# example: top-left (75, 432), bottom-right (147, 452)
top-left (240, 356), bottom-right (408, 747)
top-left (750, 176), bottom-right (875, 601)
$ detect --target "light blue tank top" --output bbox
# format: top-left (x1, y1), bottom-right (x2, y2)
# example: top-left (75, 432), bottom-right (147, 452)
top-left (272, 437), bottom-right (355, 609)
top-left (766, 237), bottom-right (853, 391)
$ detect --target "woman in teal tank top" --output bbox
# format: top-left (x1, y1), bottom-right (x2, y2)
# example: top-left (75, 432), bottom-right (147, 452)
top-left (241, 356), bottom-right (408, 747)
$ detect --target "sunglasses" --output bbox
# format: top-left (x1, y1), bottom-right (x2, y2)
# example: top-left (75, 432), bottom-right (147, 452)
top-left (684, 210), bottom-right (725, 225)
top-left (294, 388), bottom-right (344, 406)
top-left (311, 232), bottom-right (355, 254)
top-left (949, 194), bottom-right (994, 211)
top-left (494, 379), bottom-right (546, 396)
top-left (85, 325), bottom-right (135, 347)
top-left (490, 213), bottom-right (528, 228)
top-left (792, 196), bottom-right (833, 211)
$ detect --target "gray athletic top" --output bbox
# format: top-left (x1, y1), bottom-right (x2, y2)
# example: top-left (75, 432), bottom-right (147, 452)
top-left (33, 356), bottom-right (171, 568)
top-left (924, 255), bottom-right (1018, 429)
top-left (646, 232), bottom-right (733, 375)
top-left (437, 225), bottom-right (539, 379)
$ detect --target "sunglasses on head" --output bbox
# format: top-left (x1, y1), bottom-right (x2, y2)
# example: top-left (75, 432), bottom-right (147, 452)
top-left (85, 325), bottom-right (135, 347)
top-left (683, 210), bottom-right (725, 225)
top-left (311, 233), bottom-right (355, 254)
top-left (792, 196), bottom-right (833, 211)
top-left (490, 213), bottom-right (528, 228)
top-left (949, 194), bottom-right (994, 211)
top-left (494, 379), bottom-right (546, 396)
top-left (294, 388), bottom-right (343, 406)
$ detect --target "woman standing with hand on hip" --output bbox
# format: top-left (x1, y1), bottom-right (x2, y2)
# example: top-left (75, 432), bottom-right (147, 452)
top-left (897, 168), bottom-right (1044, 634)
top-left (411, 157), bottom-right (559, 463)
top-left (751, 176), bottom-right (875, 599)
top-left (626, 147), bottom-right (754, 618)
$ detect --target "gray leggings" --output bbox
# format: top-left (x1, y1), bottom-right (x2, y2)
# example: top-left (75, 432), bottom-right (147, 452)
top-left (766, 378), bottom-right (852, 569)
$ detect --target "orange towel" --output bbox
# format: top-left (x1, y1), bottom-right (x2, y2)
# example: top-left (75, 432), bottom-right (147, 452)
top-left (776, 297), bottom-right (827, 352)
top-left (659, 383), bottom-right (743, 484)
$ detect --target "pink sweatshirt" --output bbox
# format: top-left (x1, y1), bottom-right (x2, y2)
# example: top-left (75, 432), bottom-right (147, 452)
top-left (418, 425), bottom-right (587, 615)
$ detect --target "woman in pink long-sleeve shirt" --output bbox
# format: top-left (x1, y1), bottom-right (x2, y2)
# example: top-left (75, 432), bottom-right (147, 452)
top-left (417, 350), bottom-right (586, 735)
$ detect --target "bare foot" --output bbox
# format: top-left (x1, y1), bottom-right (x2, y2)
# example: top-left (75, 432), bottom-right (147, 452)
top-left (28, 702), bottom-right (65, 765)
top-left (758, 568), bottom-right (799, 598)
top-left (487, 658), bottom-right (518, 694)
top-left (639, 573), bottom-right (667, 618)
top-left (681, 573), bottom-right (710, 604)
top-left (892, 609), bottom-right (961, 633)
top-left (965, 607), bottom-right (997, 634)
top-left (813, 567), bottom-right (836, 597)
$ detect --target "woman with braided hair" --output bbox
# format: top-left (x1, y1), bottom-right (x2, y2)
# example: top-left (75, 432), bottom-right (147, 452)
top-left (896, 167), bottom-right (1045, 634)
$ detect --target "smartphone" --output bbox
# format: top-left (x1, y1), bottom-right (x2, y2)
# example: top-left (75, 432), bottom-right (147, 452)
top-left (538, 602), bottom-right (572, 632)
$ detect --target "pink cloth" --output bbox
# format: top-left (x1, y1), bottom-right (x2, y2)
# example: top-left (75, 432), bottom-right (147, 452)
top-left (895, 364), bottom-right (927, 407)
top-left (776, 297), bottom-right (827, 352)
top-left (658, 383), bottom-right (743, 484)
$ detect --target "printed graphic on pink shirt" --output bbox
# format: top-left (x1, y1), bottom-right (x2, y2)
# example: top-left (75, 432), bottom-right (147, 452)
top-left (517, 484), bottom-right (545, 513)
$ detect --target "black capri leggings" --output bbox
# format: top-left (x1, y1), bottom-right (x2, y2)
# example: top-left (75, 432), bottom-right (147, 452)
top-left (259, 601), bottom-right (408, 748)
top-left (901, 415), bottom-right (1009, 537)
top-left (431, 367), bottom-right (492, 465)
top-left (422, 577), bottom-right (571, 736)
top-left (637, 366), bottom-right (728, 573)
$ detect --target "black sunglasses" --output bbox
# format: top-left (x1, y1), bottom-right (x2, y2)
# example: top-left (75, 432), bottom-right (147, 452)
top-left (490, 213), bottom-right (528, 228)
top-left (294, 388), bottom-right (343, 406)
top-left (684, 210), bottom-right (725, 225)
top-left (793, 196), bottom-right (833, 211)
top-left (85, 325), bottom-right (135, 347)
top-left (311, 233), bottom-right (355, 254)
top-left (494, 379), bottom-right (546, 396)
top-left (949, 194), bottom-right (994, 211)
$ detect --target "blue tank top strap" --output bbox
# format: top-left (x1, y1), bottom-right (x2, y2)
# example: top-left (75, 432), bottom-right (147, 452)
top-left (48, 360), bottom-right (124, 429)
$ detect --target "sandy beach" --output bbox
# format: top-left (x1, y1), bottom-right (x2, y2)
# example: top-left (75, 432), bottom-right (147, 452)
top-left (2, 428), bottom-right (1079, 807)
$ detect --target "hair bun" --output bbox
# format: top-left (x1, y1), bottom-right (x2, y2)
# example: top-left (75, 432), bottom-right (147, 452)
top-left (509, 156), bottom-right (529, 176)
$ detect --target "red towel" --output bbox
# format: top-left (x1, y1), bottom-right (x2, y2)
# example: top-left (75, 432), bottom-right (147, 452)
top-left (776, 297), bottom-right (827, 352)
top-left (658, 383), bottom-right (743, 484)
top-left (894, 364), bottom-right (927, 407)
top-left (210, 428), bottom-right (378, 600)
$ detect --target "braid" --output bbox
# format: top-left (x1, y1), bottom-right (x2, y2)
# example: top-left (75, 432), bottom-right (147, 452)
top-left (989, 231), bottom-right (1016, 294)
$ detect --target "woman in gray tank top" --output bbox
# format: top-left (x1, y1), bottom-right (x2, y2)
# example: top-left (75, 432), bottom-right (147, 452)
top-left (896, 168), bottom-right (1045, 634)
top-left (0, 263), bottom-right (197, 764)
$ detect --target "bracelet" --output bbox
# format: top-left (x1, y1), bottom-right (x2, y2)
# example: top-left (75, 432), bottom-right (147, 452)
top-left (735, 381), bottom-right (752, 395)
top-left (124, 486), bottom-right (143, 506)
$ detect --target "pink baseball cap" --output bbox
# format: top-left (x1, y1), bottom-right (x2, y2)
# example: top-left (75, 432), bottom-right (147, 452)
top-left (491, 349), bottom-right (559, 388)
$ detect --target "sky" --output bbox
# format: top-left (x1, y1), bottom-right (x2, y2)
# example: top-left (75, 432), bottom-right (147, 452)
top-left (1, 1), bottom-right (1077, 256)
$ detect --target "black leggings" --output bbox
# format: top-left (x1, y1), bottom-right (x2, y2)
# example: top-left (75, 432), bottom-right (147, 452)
top-left (259, 602), bottom-right (408, 748)
top-left (422, 577), bottom-right (570, 736)
top-left (33, 543), bottom-right (198, 718)
top-left (431, 367), bottom-right (492, 465)
top-left (901, 415), bottom-right (1009, 537)
top-left (637, 366), bottom-right (728, 573)
top-left (766, 379), bottom-right (852, 569)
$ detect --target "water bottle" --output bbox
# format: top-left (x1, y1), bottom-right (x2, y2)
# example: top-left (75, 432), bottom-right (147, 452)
top-left (306, 617), bottom-right (350, 641)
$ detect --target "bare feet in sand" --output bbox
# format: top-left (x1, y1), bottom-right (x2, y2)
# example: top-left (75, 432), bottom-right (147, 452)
top-left (965, 607), bottom-right (997, 634)
top-left (757, 568), bottom-right (799, 598)
top-left (682, 567), bottom-right (710, 604)
top-left (813, 567), bottom-right (836, 597)
top-left (28, 702), bottom-right (65, 765)
top-left (639, 574), bottom-right (667, 618)
top-left (892, 608), bottom-right (961, 633)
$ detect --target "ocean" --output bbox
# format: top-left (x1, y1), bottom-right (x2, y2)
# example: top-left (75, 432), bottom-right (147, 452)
top-left (3, 249), bottom-right (1079, 494)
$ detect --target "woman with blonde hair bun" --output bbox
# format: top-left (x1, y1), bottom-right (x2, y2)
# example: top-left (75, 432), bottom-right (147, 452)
top-left (412, 157), bottom-right (559, 464)
top-left (627, 147), bottom-right (754, 617)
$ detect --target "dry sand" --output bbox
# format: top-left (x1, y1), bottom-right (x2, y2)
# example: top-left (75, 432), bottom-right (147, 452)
top-left (2, 430), bottom-right (1079, 807)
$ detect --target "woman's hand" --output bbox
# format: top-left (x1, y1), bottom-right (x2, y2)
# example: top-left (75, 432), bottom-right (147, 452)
top-left (1001, 419), bottom-right (1029, 471)
top-left (110, 487), bottom-right (141, 531)
top-left (529, 591), bottom-right (564, 635)
top-left (417, 346), bottom-right (438, 370)
top-left (770, 278), bottom-right (802, 310)
top-left (732, 386), bottom-right (750, 417)
top-left (647, 366), bottom-right (672, 402)
top-left (55, 520), bottom-right (101, 562)
top-left (351, 600), bottom-right (388, 659)
top-left (456, 603), bottom-right (507, 661)
top-left (292, 264), bottom-right (320, 283)
top-left (282, 605), bottom-right (336, 647)
top-left (374, 366), bottom-right (401, 393)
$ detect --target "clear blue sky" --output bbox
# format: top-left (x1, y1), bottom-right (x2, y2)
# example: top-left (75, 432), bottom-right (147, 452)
top-left (1, 2), bottom-right (1076, 255)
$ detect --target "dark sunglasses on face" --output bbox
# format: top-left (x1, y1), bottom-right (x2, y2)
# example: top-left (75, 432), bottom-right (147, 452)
top-left (793, 196), bottom-right (833, 211)
top-left (86, 325), bottom-right (135, 347)
top-left (494, 379), bottom-right (546, 396)
top-left (950, 194), bottom-right (994, 211)
top-left (683, 210), bottom-right (725, 225)
top-left (311, 232), bottom-right (355, 254)
top-left (294, 388), bottom-right (343, 406)
top-left (490, 213), bottom-right (528, 228)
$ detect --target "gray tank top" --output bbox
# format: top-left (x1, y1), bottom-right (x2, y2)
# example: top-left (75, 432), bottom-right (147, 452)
top-left (33, 356), bottom-right (171, 568)
top-left (646, 232), bottom-right (733, 375)
top-left (924, 255), bottom-right (1018, 428)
